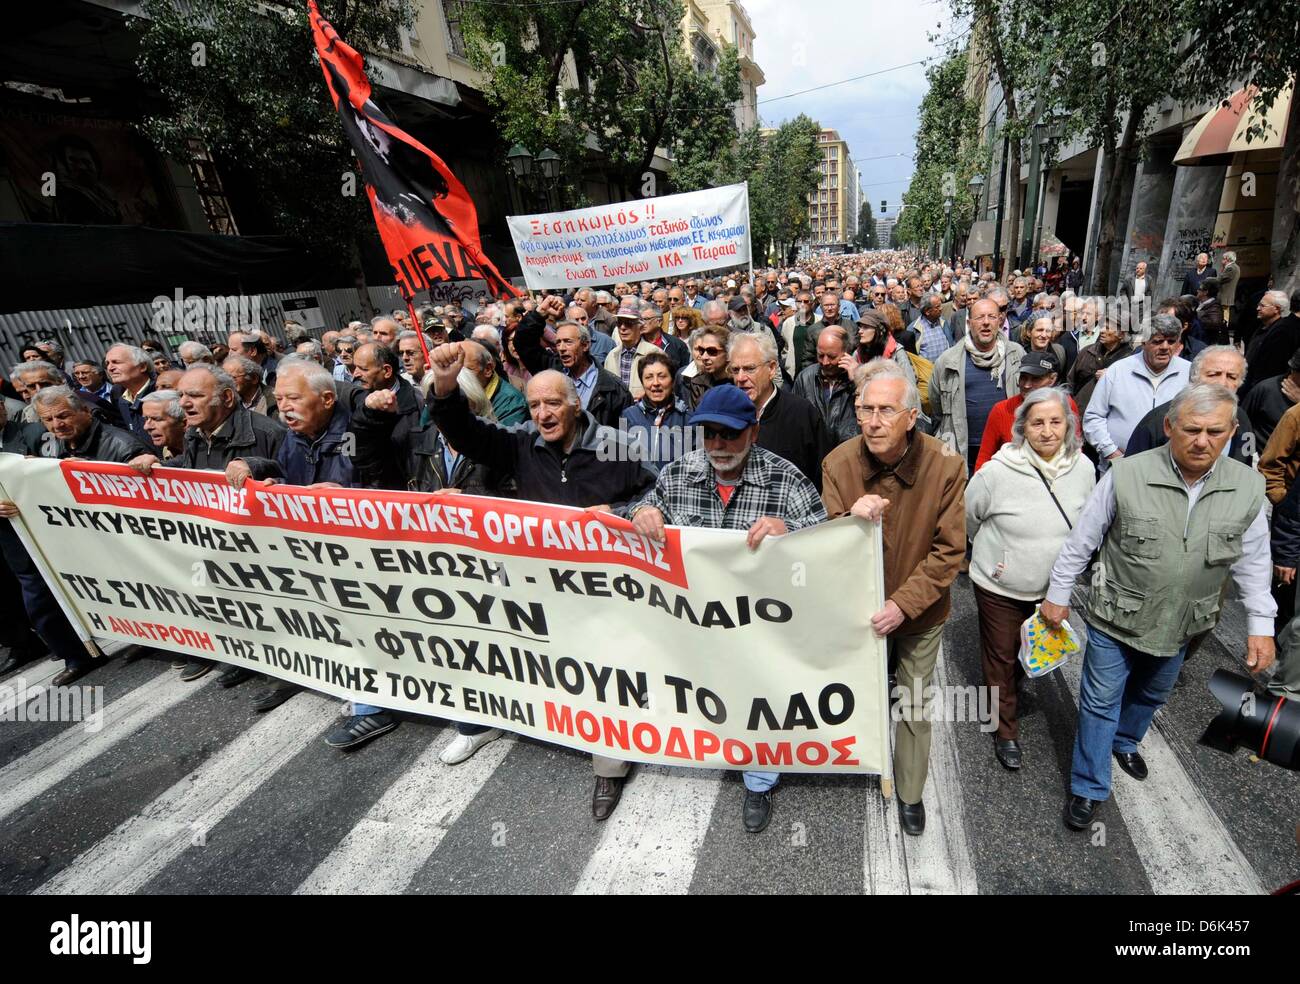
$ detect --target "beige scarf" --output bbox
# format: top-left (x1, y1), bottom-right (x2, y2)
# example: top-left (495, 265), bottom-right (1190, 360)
top-left (1024, 443), bottom-right (1073, 484)
top-left (963, 333), bottom-right (1009, 391)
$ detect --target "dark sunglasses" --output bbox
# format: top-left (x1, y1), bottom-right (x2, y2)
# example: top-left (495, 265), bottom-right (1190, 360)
top-left (694, 345), bottom-right (724, 356)
top-left (702, 424), bottom-right (744, 441)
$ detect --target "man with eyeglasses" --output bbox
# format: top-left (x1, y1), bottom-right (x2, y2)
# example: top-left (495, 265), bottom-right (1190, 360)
top-left (1083, 315), bottom-right (1190, 465)
top-left (638, 300), bottom-right (691, 373)
top-left (729, 332), bottom-right (830, 490)
top-left (630, 384), bottom-right (827, 833)
top-left (684, 279), bottom-right (707, 310)
top-left (821, 361), bottom-right (967, 836)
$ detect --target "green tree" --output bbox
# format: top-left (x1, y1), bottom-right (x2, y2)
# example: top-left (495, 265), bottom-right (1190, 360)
top-left (744, 115), bottom-right (821, 264)
top-left (459, 0), bottom-right (741, 206)
top-left (856, 199), bottom-right (877, 250)
top-left (949, 0), bottom-right (1051, 276)
top-left (133, 0), bottom-right (415, 280)
top-left (896, 51), bottom-right (986, 256)
top-left (1040, 2), bottom-right (1185, 292)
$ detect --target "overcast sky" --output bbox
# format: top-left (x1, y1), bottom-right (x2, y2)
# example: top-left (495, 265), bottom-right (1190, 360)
top-left (746, 0), bottom-right (963, 220)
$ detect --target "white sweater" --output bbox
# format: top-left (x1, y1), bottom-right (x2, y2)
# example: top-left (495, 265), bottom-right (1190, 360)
top-left (965, 445), bottom-right (1097, 601)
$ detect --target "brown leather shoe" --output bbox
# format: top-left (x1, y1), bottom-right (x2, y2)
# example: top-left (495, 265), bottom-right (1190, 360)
top-left (591, 776), bottom-right (624, 821)
top-left (52, 664), bottom-right (94, 687)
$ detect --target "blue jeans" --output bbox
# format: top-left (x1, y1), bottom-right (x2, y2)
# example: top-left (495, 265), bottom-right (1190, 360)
top-left (743, 770), bottom-right (778, 792)
top-left (353, 703), bottom-right (382, 716)
top-left (1070, 624), bottom-right (1186, 800)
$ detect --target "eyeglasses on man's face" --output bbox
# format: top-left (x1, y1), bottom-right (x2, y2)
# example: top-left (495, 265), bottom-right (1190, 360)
top-left (855, 404), bottom-right (906, 422)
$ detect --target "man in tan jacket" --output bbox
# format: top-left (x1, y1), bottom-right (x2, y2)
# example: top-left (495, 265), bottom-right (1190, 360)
top-left (821, 360), bottom-right (967, 836)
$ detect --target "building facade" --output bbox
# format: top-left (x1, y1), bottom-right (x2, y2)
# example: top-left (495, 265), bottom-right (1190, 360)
top-left (682, 0), bottom-right (765, 130)
top-left (807, 129), bottom-right (858, 251)
top-left (962, 23), bottom-right (1299, 300)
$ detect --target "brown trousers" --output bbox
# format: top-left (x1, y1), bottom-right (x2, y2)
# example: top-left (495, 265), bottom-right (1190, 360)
top-left (973, 583), bottom-right (1037, 741)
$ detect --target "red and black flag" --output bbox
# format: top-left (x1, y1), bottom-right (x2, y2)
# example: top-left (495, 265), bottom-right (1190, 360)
top-left (308, 1), bottom-right (519, 300)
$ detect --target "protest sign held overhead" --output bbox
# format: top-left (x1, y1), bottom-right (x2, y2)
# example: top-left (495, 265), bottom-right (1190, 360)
top-left (0, 457), bottom-right (890, 778)
top-left (506, 184), bottom-right (752, 290)
top-left (308, 1), bottom-right (518, 300)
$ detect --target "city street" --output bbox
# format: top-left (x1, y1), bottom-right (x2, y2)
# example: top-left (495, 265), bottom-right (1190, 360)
top-left (1, 579), bottom-right (1294, 896)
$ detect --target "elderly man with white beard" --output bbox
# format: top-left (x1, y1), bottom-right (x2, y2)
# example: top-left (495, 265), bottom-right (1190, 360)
top-left (630, 383), bottom-right (827, 833)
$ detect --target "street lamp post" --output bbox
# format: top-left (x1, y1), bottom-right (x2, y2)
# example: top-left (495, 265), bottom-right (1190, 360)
top-left (966, 173), bottom-right (984, 263)
top-left (506, 144), bottom-right (562, 213)
top-left (943, 196), bottom-right (953, 264)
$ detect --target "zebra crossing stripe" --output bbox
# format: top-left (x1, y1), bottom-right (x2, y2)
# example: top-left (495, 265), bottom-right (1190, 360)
top-left (0, 668), bottom-right (212, 825)
top-left (575, 765), bottom-right (722, 895)
top-left (295, 730), bottom-right (514, 895)
top-left (35, 694), bottom-right (338, 895)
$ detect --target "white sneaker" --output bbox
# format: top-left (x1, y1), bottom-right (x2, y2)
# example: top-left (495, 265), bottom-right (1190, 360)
top-left (440, 728), bottom-right (503, 765)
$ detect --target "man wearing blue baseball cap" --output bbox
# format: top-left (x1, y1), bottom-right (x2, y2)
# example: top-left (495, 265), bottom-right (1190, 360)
top-left (631, 384), bottom-right (828, 833)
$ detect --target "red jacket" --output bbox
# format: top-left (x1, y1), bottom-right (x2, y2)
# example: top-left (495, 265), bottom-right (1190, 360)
top-left (973, 393), bottom-right (1082, 472)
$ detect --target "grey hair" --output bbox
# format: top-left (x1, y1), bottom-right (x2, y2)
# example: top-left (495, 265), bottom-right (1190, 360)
top-left (140, 389), bottom-right (185, 421)
top-left (1142, 313), bottom-right (1184, 344)
top-left (556, 320), bottom-right (590, 345)
top-left (11, 360), bottom-right (62, 383)
top-left (396, 329), bottom-right (434, 351)
top-left (295, 339), bottom-right (324, 362)
top-left (854, 358), bottom-right (921, 412)
top-left (107, 343), bottom-right (151, 370)
top-left (1264, 289), bottom-right (1290, 316)
top-left (1165, 382), bottom-right (1238, 428)
top-left (1189, 344), bottom-right (1244, 383)
top-left (221, 353), bottom-right (262, 380)
top-left (1223, 251), bottom-right (1237, 264)
top-left (528, 369), bottom-right (581, 410)
top-left (1012, 387), bottom-right (1080, 456)
top-left (276, 356), bottom-right (336, 395)
top-left (370, 316), bottom-right (401, 332)
top-left (181, 362), bottom-right (238, 399)
top-left (727, 329), bottom-right (777, 365)
top-left (701, 300), bottom-right (728, 322)
top-left (178, 341), bottom-right (213, 362)
top-left (920, 291), bottom-right (943, 310)
top-left (987, 287), bottom-right (1010, 306)
top-left (32, 385), bottom-right (86, 413)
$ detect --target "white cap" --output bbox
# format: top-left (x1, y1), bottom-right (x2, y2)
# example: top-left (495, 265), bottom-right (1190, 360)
top-left (726, 279), bottom-right (736, 288)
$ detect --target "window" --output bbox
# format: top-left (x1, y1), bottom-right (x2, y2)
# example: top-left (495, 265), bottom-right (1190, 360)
top-left (443, 0), bottom-right (467, 59)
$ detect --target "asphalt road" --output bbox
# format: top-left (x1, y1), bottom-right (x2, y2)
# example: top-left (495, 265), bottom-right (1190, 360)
top-left (0, 578), bottom-right (1296, 895)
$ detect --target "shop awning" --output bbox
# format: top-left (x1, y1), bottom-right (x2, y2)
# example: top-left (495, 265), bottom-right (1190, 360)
top-left (1175, 80), bottom-right (1294, 165)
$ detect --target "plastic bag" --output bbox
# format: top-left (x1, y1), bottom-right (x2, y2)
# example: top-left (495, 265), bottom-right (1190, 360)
top-left (1018, 607), bottom-right (1086, 677)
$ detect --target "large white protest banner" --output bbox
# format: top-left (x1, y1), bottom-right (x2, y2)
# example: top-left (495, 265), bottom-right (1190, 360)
top-left (0, 458), bottom-right (889, 780)
top-left (505, 184), bottom-right (751, 290)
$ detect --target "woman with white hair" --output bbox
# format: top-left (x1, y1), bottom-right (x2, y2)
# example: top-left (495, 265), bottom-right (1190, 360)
top-left (965, 387), bottom-right (1096, 770)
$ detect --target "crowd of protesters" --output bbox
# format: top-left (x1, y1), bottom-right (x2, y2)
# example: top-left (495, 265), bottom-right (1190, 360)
top-left (0, 245), bottom-right (1295, 837)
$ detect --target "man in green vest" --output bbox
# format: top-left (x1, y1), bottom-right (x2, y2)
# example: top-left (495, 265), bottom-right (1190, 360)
top-left (1042, 383), bottom-right (1277, 831)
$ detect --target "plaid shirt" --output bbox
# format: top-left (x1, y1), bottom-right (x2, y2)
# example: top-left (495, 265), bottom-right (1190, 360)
top-left (632, 445), bottom-right (827, 531)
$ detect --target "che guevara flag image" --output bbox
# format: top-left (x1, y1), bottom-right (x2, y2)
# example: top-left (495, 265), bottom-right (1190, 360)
top-left (308, 1), bottom-right (519, 299)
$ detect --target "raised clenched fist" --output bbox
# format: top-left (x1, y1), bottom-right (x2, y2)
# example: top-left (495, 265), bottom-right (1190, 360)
top-left (429, 342), bottom-right (466, 398)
